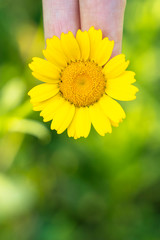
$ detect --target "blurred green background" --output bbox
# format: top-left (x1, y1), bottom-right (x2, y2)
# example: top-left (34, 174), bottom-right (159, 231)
top-left (0, 0), bottom-right (160, 239)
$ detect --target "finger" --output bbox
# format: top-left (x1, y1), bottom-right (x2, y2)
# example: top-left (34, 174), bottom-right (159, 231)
top-left (42, 0), bottom-right (80, 39)
top-left (79, 0), bottom-right (126, 56)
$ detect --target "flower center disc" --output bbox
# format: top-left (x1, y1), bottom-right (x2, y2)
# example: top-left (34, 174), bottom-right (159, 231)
top-left (59, 61), bottom-right (106, 107)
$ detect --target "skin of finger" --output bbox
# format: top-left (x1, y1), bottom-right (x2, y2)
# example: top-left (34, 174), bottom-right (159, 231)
top-left (79, 0), bottom-right (126, 56)
top-left (42, 0), bottom-right (80, 39)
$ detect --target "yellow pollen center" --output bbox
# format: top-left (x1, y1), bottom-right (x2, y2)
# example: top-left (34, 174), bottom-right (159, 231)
top-left (59, 61), bottom-right (106, 107)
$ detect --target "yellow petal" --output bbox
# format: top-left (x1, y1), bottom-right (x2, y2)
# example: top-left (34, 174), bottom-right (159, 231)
top-left (67, 110), bottom-right (77, 139)
top-left (40, 94), bottom-right (65, 122)
top-left (106, 71), bottom-right (139, 101)
top-left (67, 107), bottom-right (91, 139)
top-left (32, 72), bottom-right (59, 84)
top-left (32, 99), bottom-right (50, 111)
top-left (57, 104), bottom-right (75, 134)
top-left (51, 100), bottom-right (74, 131)
top-left (110, 120), bottom-right (120, 127)
top-left (94, 37), bottom-right (114, 66)
top-left (99, 94), bottom-right (126, 123)
top-left (76, 30), bottom-right (90, 61)
top-left (103, 54), bottom-right (129, 78)
top-left (88, 26), bottom-right (102, 60)
top-left (89, 102), bottom-right (112, 136)
top-left (61, 31), bottom-right (80, 61)
top-left (28, 83), bottom-right (59, 102)
top-left (43, 36), bottom-right (68, 68)
top-left (29, 57), bottom-right (60, 81)
top-left (75, 107), bottom-right (91, 138)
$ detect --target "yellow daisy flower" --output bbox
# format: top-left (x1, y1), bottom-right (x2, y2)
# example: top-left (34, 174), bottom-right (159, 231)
top-left (28, 26), bottom-right (138, 139)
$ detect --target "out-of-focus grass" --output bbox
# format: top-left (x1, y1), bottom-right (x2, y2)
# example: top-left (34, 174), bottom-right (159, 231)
top-left (0, 0), bottom-right (160, 239)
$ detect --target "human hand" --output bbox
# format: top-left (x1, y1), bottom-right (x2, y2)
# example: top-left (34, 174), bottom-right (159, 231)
top-left (42, 0), bottom-right (126, 57)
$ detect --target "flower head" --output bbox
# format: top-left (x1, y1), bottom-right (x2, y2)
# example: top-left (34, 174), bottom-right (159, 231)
top-left (28, 27), bottom-right (138, 139)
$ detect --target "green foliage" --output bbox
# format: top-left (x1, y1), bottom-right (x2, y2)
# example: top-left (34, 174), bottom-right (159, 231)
top-left (0, 0), bottom-right (160, 239)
